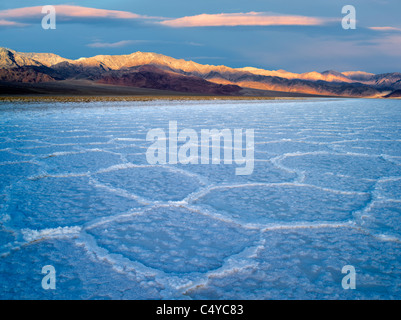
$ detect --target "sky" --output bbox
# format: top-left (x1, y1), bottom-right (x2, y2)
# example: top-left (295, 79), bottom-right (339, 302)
top-left (0, 0), bottom-right (400, 74)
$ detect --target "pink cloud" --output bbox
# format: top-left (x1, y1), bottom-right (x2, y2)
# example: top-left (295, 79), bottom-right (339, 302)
top-left (0, 5), bottom-right (153, 21)
top-left (0, 19), bottom-right (26, 27)
top-left (369, 26), bottom-right (401, 32)
top-left (160, 12), bottom-right (329, 27)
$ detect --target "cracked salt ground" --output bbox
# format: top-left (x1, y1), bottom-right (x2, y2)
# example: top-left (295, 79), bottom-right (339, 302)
top-left (1, 98), bottom-right (401, 299)
top-left (0, 238), bottom-right (164, 299)
top-left (191, 184), bottom-right (370, 226)
top-left (5, 176), bottom-right (144, 230)
top-left (42, 150), bottom-right (124, 175)
top-left (85, 206), bottom-right (259, 275)
top-left (358, 202), bottom-right (401, 239)
top-left (280, 152), bottom-right (401, 192)
top-left (185, 227), bottom-right (401, 300)
top-left (94, 165), bottom-right (203, 202)
top-left (0, 162), bottom-right (40, 190)
top-left (171, 161), bottom-right (297, 185)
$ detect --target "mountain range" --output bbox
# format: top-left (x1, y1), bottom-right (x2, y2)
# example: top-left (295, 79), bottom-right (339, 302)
top-left (1, 47), bottom-right (400, 98)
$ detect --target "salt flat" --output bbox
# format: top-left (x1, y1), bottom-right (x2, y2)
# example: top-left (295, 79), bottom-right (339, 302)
top-left (0, 98), bottom-right (401, 299)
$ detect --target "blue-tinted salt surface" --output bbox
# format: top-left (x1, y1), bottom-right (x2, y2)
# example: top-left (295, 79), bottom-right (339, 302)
top-left (1, 99), bottom-right (401, 299)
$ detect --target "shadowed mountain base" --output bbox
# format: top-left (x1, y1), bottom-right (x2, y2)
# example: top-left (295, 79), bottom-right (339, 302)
top-left (0, 79), bottom-right (331, 99)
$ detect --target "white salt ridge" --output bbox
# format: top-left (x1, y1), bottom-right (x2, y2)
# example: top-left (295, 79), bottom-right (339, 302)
top-left (22, 226), bottom-right (82, 242)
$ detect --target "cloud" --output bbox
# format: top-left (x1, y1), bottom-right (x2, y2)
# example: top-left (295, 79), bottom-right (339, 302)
top-left (369, 26), bottom-right (401, 32)
top-left (0, 19), bottom-right (26, 27)
top-left (160, 12), bottom-right (331, 27)
top-left (87, 39), bottom-right (204, 48)
top-left (0, 7), bottom-right (333, 30)
top-left (0, 5), bottom-right (160, 26)
top-left (87, 40), bottom-right (148, 48)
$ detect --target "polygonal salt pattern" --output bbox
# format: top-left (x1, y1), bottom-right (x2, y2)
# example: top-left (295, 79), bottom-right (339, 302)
top-left (359, 201), bottom-right (401, 239)
top-left (186, 227), bottom-right (401, 299)
top-left (281, 153), bottom-right (401, 180)
top-left (281, 153), bottom-right (401, 192)
top-left (172, 161), bottom-right (296, 185)
top-left (0, 239), bottom-right (163, 300)
top-left (306, 172), bottom-right (376, 193)
top-left (193, 184), bottom-right (370, 225)
top-left (5, 176), bottom-right (143, 229)
top-left (42, 150), bottom-right (123, 175)
top-left (86, 206), bottom-right (259, 274)
top-left (1, 99), bottom-right (401, 299)
top-left (94, 166), bottom-right (203, 202)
